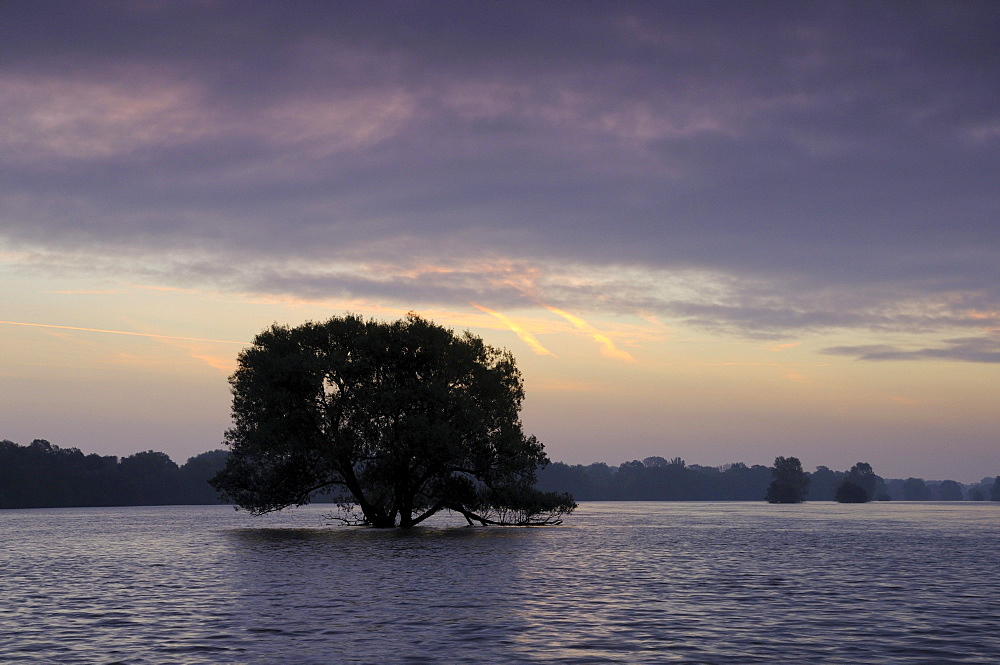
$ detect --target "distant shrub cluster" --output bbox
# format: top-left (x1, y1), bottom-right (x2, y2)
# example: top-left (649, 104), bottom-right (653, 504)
top-left (0, 439), bottom-right (228, 509)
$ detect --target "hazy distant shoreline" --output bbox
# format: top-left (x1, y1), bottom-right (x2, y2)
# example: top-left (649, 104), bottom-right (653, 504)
top-left (3, 438), bottom-right (996, 510)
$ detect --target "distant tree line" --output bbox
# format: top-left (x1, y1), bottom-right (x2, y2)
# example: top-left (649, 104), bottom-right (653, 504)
top-left (0, 439), bottom-right (228, 509)
top-left (535, 456), bottom-right (1000, 503)
top-left (2, 439), bottom-right (998, 509)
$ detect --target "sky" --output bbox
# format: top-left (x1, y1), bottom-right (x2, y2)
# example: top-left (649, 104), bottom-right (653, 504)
top-left (2, 1), bottom-right (998, 482)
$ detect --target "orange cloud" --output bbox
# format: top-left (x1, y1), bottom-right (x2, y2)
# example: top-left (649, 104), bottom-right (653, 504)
top-left (157, 340), bottom-right (239, 374)
top-left (779, 367), bottom-right (812, 386)
top-left (471, 305), bottom-right (556, 357)
top-left (543, 306), bottom-right (635, 362)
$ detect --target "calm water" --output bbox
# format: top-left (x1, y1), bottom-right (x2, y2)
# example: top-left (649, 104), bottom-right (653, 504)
top-left (1, 502), bottom-right (997, 664)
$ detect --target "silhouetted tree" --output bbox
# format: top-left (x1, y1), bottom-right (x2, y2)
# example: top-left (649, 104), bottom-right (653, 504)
top-left (845, 462), bottom-right (879, 501)
top-left (721, 462), bottom-right (773, 500)
top-left (536, 459), bottom-right (775, 501)
top-left (902, 477), bottom-right (932, 501)
top-left (937, 480), bottom-right (963, 501)
top-left (766, 456), bottom-right (809, 503)
top-left (617, 460), bottom-right (650, 498)
top-left (835, 481), bottom-right (869, 503)
top-left (584, 462), bottom-right (616, 497)
top-left (211, 313), bottom-right (575, 527)
top-left (119, 451), bottom-right (180, 505)
top-left (807, 465), bottom-right (839, 500)
top-left (178, 450), bottom-right (230, 504)
top-left (0, 440), bottom-right (253, 507)
top-left (535, 462), bottom-right (619, 500)
top-left (1, 439), bottom-right (114, 508)
top-left (4, 433), bottom-right (991, 509)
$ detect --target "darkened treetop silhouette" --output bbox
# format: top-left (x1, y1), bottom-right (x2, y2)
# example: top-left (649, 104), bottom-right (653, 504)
top-left (210, 313), bottom-right (575, 527)
top-left (766, 456), bottom-right (810, 503)
top-left (835, 481), bottom-right (869, 503)
top-left (902, 477), bottom-right (933, 501)
top-left (0, 439), bottom-right (227, 509)
top-left (834, 462), bottom-right (879, 502)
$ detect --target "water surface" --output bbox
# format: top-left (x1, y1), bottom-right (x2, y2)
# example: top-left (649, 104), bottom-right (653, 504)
top-left (2, 502), bottom-right (997, 663)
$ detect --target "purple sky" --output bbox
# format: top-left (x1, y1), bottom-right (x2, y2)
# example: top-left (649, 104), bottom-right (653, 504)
top-left (2, 1), bottom-right (998, 482)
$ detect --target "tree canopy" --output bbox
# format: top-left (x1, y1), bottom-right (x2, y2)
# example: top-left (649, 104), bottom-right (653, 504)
top-left (765, 456), bottom-right (810, 503)
top-left (902, 477), bottom-right (932, 501)
top-left (211, 313), bottom-right (575, 527)
top-left (0, 439), bottom-right (228, 508)
top-left (835, 481), bottom-right (869, 503)
top-left (937, 479), bottom-right (964, 501)
top-left (834, 462), bottom-right (879, 503)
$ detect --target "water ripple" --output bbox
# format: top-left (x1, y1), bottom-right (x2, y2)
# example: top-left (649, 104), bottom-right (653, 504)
top-left (1, 502), bottom-right (998, 663)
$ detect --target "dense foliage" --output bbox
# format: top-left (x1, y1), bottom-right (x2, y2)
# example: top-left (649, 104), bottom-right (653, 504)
top-left (835, 481), bottom-right (869, 503)
top-left (2, 439), bottom-right (994, 509)
top-left (900, 476), bottom-right (933, 501)
top-left (535, 460), bottom-right (1000, 502)
top-left (832, 462), bottom-right (879, 502)
top-left (211, 314), bottom-right (575, 527)
top-left (765, 456), bottom-right (810, 503)
top-left (0, 439), bottom-right (228, 509)
top-left (536, 458), bottom-right (776, 500)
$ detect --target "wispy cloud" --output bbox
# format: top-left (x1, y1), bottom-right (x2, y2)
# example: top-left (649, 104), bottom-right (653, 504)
top-left (821, 335), bottom-right (1000, 363)
top-left (471, 305), bottom-right (556, 357)
top-left (0, 320), bottom-right (246, 345)
top-left (543, 306), bottom-right (635, 362)
top-left (153, 338), bottom-right (239, 374)
top-left (47, 289), bottom-right (120, 295)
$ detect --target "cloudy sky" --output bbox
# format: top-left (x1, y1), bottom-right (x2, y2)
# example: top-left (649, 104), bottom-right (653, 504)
top-left (2, 1), bottom-right (998, 482)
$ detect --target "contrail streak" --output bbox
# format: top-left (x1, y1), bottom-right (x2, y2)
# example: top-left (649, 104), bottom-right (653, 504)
top-left (0, 320), bottom-right (247, 345)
